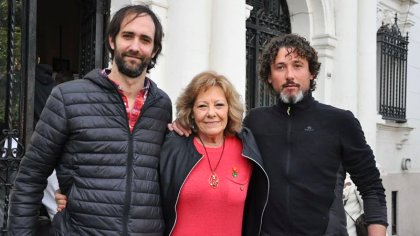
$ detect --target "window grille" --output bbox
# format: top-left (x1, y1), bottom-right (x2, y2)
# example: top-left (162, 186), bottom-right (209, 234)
top-left (245, 0), bottom-right (291, 111)
top-left (377, 14), bottom-right (409, 123)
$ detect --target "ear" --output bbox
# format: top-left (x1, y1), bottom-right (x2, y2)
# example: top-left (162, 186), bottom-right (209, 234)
top-left (268, 76), bottom-right (272, 84)
top-left (109, 36), bottom-right (115, 50)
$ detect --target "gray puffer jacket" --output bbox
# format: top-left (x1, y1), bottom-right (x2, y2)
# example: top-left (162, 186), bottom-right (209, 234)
top-left (8, 69), bottom-right (172, 236)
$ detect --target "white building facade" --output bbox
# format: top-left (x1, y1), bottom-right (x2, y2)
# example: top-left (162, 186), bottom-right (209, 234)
top-left (112, 0), bottom-right (420, 234)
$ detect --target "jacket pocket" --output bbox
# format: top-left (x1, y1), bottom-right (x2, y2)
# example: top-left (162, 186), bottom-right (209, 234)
top-left (51, 208), bottom-right (71, 235)
top-left (51, 183), bottom-right (78, 235)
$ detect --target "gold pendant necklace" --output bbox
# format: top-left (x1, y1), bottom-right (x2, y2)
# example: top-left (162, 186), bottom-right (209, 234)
top-left (209, 172), bottom-right (219, 189)
top-left (197, 135), bottom-right (225, 189)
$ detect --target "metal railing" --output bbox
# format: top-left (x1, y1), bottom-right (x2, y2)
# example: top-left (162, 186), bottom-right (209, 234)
top-left (0, 0), bottom-right (23, 233)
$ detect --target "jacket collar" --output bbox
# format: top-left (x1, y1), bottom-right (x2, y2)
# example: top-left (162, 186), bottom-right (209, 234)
top-left (82, 68), bottom-right (161, 100)
top-left (237, 127), bottom-right (265, 167)
top-left (275, 92), bottom-right (317, 115)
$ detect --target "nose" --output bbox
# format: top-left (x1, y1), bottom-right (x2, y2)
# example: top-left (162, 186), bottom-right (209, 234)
top-left (128, 38), bottom-right (141, 53)
top-left (207, 105), bottom-right (216, 117)
top-left (285, 67), bottom-right (295, 80)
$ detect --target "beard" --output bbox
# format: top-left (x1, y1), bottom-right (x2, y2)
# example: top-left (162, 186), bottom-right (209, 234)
top-left (280, 90), bottom-right (304, 104)
top-left (114, 51), bottom-right (151, 78)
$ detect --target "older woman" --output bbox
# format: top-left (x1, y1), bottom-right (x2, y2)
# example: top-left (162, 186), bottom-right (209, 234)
top-left (56, 71), bottom-right (269, 236)
top-left (160, 71), bottom-right (268, 236)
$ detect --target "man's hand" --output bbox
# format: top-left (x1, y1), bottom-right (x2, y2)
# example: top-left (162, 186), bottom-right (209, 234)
top-left (55, 190), bottom-right (67, 212)
top-left (167, 119), bottom-right (192, 137)
top-left (368, 224), bottom-right (387, 236)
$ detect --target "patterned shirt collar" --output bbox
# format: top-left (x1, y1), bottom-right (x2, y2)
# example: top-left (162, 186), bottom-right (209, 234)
top-left (101, 68), bottom-right (151, 92)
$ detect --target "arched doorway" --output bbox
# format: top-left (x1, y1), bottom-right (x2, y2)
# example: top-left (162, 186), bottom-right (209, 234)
top-left (245, 0), bottom-right (291, 111)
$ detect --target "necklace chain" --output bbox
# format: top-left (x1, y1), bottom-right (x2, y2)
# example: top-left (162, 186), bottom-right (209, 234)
top-left (197, 135), bottom-right (225, 189)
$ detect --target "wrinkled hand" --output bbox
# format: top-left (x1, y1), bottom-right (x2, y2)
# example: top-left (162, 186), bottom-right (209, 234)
top-left (55, 190), bottom-right (68, 212)
top-left (167, 119), bottom-right (192, 137)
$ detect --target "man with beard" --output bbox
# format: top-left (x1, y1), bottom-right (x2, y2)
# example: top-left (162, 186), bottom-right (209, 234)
top-left (8, 5), bottom-right (172, 235)
top-left (243, 34), bottom-right (388, 235)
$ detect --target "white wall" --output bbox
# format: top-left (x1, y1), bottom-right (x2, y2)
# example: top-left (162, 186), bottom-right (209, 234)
top-left (376, 1), bottom-right (420, 235)
top-left (406, 2), bottom-right (420, 172)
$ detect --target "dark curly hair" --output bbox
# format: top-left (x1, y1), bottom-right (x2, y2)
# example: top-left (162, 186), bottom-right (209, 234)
top-left (106, 5), bottom-right (163, 73)
top-left (259, 34), bottom-right (321, 92)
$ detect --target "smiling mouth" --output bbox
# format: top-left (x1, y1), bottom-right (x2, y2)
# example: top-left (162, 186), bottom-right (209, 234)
top-left (205, 121), bottom-right (220, 125)
top-left (125, 56), bottom-right (142, 61)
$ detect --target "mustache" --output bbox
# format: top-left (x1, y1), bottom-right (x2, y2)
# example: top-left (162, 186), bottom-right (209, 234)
top-left (122, 52), bottom-right (144, 60)
top-left (282, 81), bottom-right (300, 88)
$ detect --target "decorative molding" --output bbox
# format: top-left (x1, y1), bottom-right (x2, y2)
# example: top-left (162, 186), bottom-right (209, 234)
top-left (311, 34), bottom-right (337, 59)
top-left (377, 122), bottom-right (414, 150)
top-left (377, 0), bottom-right (418, 33)
top-left (245, 4), bottom-right (253, 20)
top-left (398, 0), bottom-right (418, 4)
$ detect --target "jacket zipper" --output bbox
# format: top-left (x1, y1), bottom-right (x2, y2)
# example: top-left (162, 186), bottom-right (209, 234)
top-left (242, 153), bottom-right (270, 236)
top-left (169, 155), bottom-right (204, 236)
top-left (286, 105), bottom-right (292, 233)
top-left (122, 133), bottom-right (134, 236)
top-left (123, 97), bottom-right (153, 234)
top-left (113, 83), bottom-right (134, 236)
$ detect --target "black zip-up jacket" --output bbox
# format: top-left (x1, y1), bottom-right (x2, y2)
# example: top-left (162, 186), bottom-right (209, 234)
top-left (244, 93), bottom-right (387, 236)
top-left (159, 128), bottom-right (269, 236)
top-left (8, 69), bottom-right (172, 235)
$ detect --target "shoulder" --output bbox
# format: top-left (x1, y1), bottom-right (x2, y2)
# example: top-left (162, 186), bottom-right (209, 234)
top-left (315, 103), bottom-right (357, 123)
top-left (49, 78), bottom-right (110, 106)
top-left (244, 106), bottom-right (274, 127)
top-left (237, 128), bottom-right (264, 162)
top-left (247, 106), bottom-right (273, 116)
top-left (316, 102), bottom-right (350, 114)
top-left (149, 79), bottom-right (171, 101)
top-left (161, 133), bottom-right (197, 163)
top-left (237, 127), bottom-right (254, 140)
top-left (148, 80), bottom-right (172, 111)
top-left (163, 132), bottom-right (190, 147)
top-left (54, 77), bottom-right (100, 94)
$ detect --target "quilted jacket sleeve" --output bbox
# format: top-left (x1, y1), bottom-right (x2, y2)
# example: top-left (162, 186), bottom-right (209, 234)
top-left (8, 86), bottom-right (69, 235)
